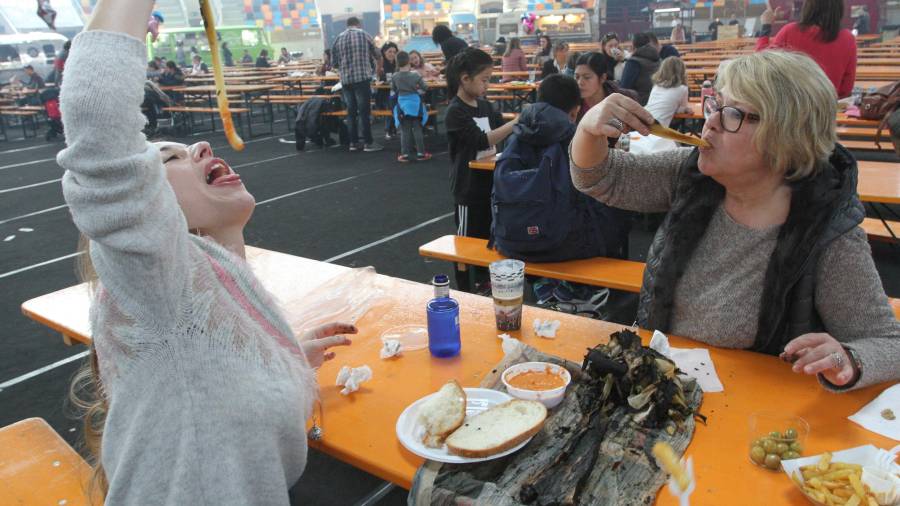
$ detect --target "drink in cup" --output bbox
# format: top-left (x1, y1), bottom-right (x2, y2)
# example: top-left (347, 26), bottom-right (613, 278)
top-left (489, 259), bottom-right (525, 331)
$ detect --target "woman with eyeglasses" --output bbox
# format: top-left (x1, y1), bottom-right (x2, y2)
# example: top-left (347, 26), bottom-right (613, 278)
top-left (569, 51), bottom-right (900, 392)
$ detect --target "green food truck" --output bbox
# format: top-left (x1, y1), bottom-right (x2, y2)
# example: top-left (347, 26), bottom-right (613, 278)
top-left (147, 26), bottom-right (272, 66)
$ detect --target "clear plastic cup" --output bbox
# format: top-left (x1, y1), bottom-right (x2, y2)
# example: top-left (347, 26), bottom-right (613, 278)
top-left (489, 259), bottom-right (525, 331)
top-left (748, 411), bottom-right (810, 471)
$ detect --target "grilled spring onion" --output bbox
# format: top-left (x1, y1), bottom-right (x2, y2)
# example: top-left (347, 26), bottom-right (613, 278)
top-left (199, 0), bottom-right (244, 151)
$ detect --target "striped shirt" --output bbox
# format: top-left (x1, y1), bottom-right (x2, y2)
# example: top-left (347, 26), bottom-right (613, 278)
top-left (332, 27), bottom-right (379, 85)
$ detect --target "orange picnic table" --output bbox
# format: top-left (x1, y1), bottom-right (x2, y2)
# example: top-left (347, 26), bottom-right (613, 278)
top-left (858, 161), bottom-right (900, 205)
top-left (20, 246), bottom-right (898, 505)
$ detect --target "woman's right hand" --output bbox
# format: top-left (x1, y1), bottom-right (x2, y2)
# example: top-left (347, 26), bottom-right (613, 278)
top-left (571, 94), bottom-right (653, 169)
top-left (578, 93), bottom-right (653, 139)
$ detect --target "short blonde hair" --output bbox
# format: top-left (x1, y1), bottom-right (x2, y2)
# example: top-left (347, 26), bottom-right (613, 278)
top-left (716, 51), bottom-right (836, 180)
top-left (652, 57), bottom-right (687, 88)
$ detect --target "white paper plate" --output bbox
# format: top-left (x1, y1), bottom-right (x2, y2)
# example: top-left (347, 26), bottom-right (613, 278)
top-left (396, 387), bottom-right (533, 464)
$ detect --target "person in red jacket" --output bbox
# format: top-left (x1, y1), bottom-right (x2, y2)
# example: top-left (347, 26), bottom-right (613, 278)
top-left (755, 0), bottom-right (856, 98)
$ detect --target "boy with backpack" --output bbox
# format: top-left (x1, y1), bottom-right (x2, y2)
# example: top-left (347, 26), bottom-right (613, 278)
top-left (491, 74), bottom-right (631, 263)
top-left (391, 51), bottom-right (432, 162)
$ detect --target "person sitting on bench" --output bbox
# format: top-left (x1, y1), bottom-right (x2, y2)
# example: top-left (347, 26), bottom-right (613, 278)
top-left (571, 50), bottom-right (900, 392)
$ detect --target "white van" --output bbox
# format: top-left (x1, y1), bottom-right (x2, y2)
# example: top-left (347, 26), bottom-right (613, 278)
top-left (0, 32), bottom-right (69, 84)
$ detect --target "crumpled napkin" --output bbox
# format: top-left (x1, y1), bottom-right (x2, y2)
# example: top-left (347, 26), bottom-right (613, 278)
top-left (849, 383), bottom-right (900, 441)
top-left (533, 319), bottom-right (561, 339)
top-left (380, 339), bottom-right (402, 359)
top-left (650, 330), bottom-right (724, 393)
top-left (498, 333), bottom-right (524, 356)
top-left (335, 365), bottom-right (372, 395)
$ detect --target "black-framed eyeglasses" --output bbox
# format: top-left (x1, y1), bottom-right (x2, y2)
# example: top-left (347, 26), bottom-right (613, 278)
top-left (703, 96), bottom-right (760, 133)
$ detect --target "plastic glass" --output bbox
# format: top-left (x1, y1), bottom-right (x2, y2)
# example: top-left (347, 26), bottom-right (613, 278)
top-left (489, 259), bottom-right (525, 331)
top-left (748, 411), bottom-right (810, 471)
top-left (426, 298), bottom-right (460, 358)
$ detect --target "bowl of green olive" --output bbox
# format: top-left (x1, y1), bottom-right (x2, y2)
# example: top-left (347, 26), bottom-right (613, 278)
top-left (748, 411), bottom-right (810, 471)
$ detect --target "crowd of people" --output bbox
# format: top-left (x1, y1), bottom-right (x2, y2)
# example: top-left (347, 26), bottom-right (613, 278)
top-left (8, 0), bottom-right (898, 501)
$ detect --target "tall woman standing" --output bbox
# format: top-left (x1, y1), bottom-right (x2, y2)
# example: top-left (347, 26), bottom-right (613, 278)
top-left (60, 0), bottom-right (354, 503)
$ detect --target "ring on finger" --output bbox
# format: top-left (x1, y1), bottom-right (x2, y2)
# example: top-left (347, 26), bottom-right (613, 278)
top-left (606, 118), bottom-right (625, 132)
top-left (830, 351), bottom-right (844, 369)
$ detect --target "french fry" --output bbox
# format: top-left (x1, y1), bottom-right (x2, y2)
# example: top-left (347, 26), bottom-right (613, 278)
top-left (831, 463), bottom-right (863, 471)
top-left (821, 469), bottom-right (857, 481)
top-left (866, 497), bottom-right (877, 506)
top-left (833, 487), bottom-right (854, 498)
top-left (818, 452), bottom-right (833, 471)
top-left (652, 442), bottom-right (690, 492)
top-left (847, 473), bottom-right (865, 499)
top-left (845, 495), bottom-right (860, 506)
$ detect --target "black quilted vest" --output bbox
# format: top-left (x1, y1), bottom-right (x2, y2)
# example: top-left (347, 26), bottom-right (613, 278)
top-left (636, 145), bottom-right (864, 355)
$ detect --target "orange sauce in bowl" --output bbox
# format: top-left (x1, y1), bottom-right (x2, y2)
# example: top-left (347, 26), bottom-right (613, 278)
top-left (507, 368), bottom-right (567, 391)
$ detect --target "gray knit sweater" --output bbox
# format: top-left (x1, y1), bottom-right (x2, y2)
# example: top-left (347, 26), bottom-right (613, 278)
top-left (571, 147), bottom-right (900, 390)
top-left (58, 31), bottom-right (315, 504)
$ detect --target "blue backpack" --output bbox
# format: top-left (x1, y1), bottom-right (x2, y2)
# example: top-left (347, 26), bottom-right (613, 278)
top-left (490, 105), bottom-right (630, 262)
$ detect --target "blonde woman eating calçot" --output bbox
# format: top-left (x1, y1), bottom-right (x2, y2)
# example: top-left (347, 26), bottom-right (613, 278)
top-left (60, 0), bottom-right (355, 503)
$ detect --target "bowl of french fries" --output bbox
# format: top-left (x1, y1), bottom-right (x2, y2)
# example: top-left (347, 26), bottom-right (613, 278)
top-left (782, 446), bottom-right (900, 506)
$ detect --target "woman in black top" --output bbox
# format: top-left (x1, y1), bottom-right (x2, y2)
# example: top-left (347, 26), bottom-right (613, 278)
top-left (432, 25), bottom-right (468, 63)
top-left (377, 42), bottom-right (399, 139)
top-left (222, 42), bottom-right (234, 67)
top-left (255, 49), bottom-right (270, 68)
top-left (541, 41), bottom-right (569, 78)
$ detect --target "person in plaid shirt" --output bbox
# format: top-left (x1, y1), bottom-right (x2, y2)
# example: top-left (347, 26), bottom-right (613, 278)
top-left (332, 17), bottom-right (384, 152)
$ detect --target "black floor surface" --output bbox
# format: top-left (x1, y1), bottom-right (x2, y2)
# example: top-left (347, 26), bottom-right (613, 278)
top-left (1, 116), bottom-right (898, 505)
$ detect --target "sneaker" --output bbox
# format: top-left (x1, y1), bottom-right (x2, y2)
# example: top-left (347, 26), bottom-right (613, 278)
top-left (416, 152), bottom-right (433, 161)
top-left (363, 143), bottom-right (383, 152)
top-left (349, 143), bottom-right (362, 152)
top-left (397, 154), bottom-right (411, 163)
top-left (384, 133), bottom-right (394, 141)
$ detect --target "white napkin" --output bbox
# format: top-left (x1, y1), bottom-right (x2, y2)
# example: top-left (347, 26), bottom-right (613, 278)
top-left (498, 333), bottom-right (524, 356)
top-left (650, 330), bottom-right (724, 393)
top-left (533, 319), bottom-right (561, 339)
top-left (335, 365), bottom-right (372, 395)
top-left (849, 383), bottom-right (900, 441)
top-left (380, 339), bottom-right (402, 359)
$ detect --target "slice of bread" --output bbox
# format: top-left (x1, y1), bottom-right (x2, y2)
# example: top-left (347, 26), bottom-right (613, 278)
top-left (417, 380), bottom-right (467, 448)
top-left (445, 399), bottom-right (547, 458)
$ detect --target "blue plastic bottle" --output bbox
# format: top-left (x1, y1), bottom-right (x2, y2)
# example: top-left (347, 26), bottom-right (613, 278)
top-left (426, 275), bottom-right (460, 358)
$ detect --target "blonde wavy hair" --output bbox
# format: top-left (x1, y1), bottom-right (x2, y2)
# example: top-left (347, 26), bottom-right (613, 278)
top-left (69, 235), bottom-right (108, 502)
top-left (652, 56), bottom-right (687, 88)
top-left (715, 50), bottom-right (837, 180)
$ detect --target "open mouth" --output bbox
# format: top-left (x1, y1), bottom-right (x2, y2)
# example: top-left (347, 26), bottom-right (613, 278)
top-left (204, 158), bottom-right (242, 186)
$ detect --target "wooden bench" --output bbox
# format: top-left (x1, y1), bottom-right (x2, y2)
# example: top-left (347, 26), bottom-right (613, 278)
top-left (0, 109), bottom-right (40, 139)
top-left (0, 418), bottom-right (99, 505)
top-left (841, 139), bottom-right (895, 151)
top-left (420, 235), bottom-right (900, 319)
top-left (862, 217), bottom-right (899, 242)
top-left (419, 235), bottom-right (645, 293)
